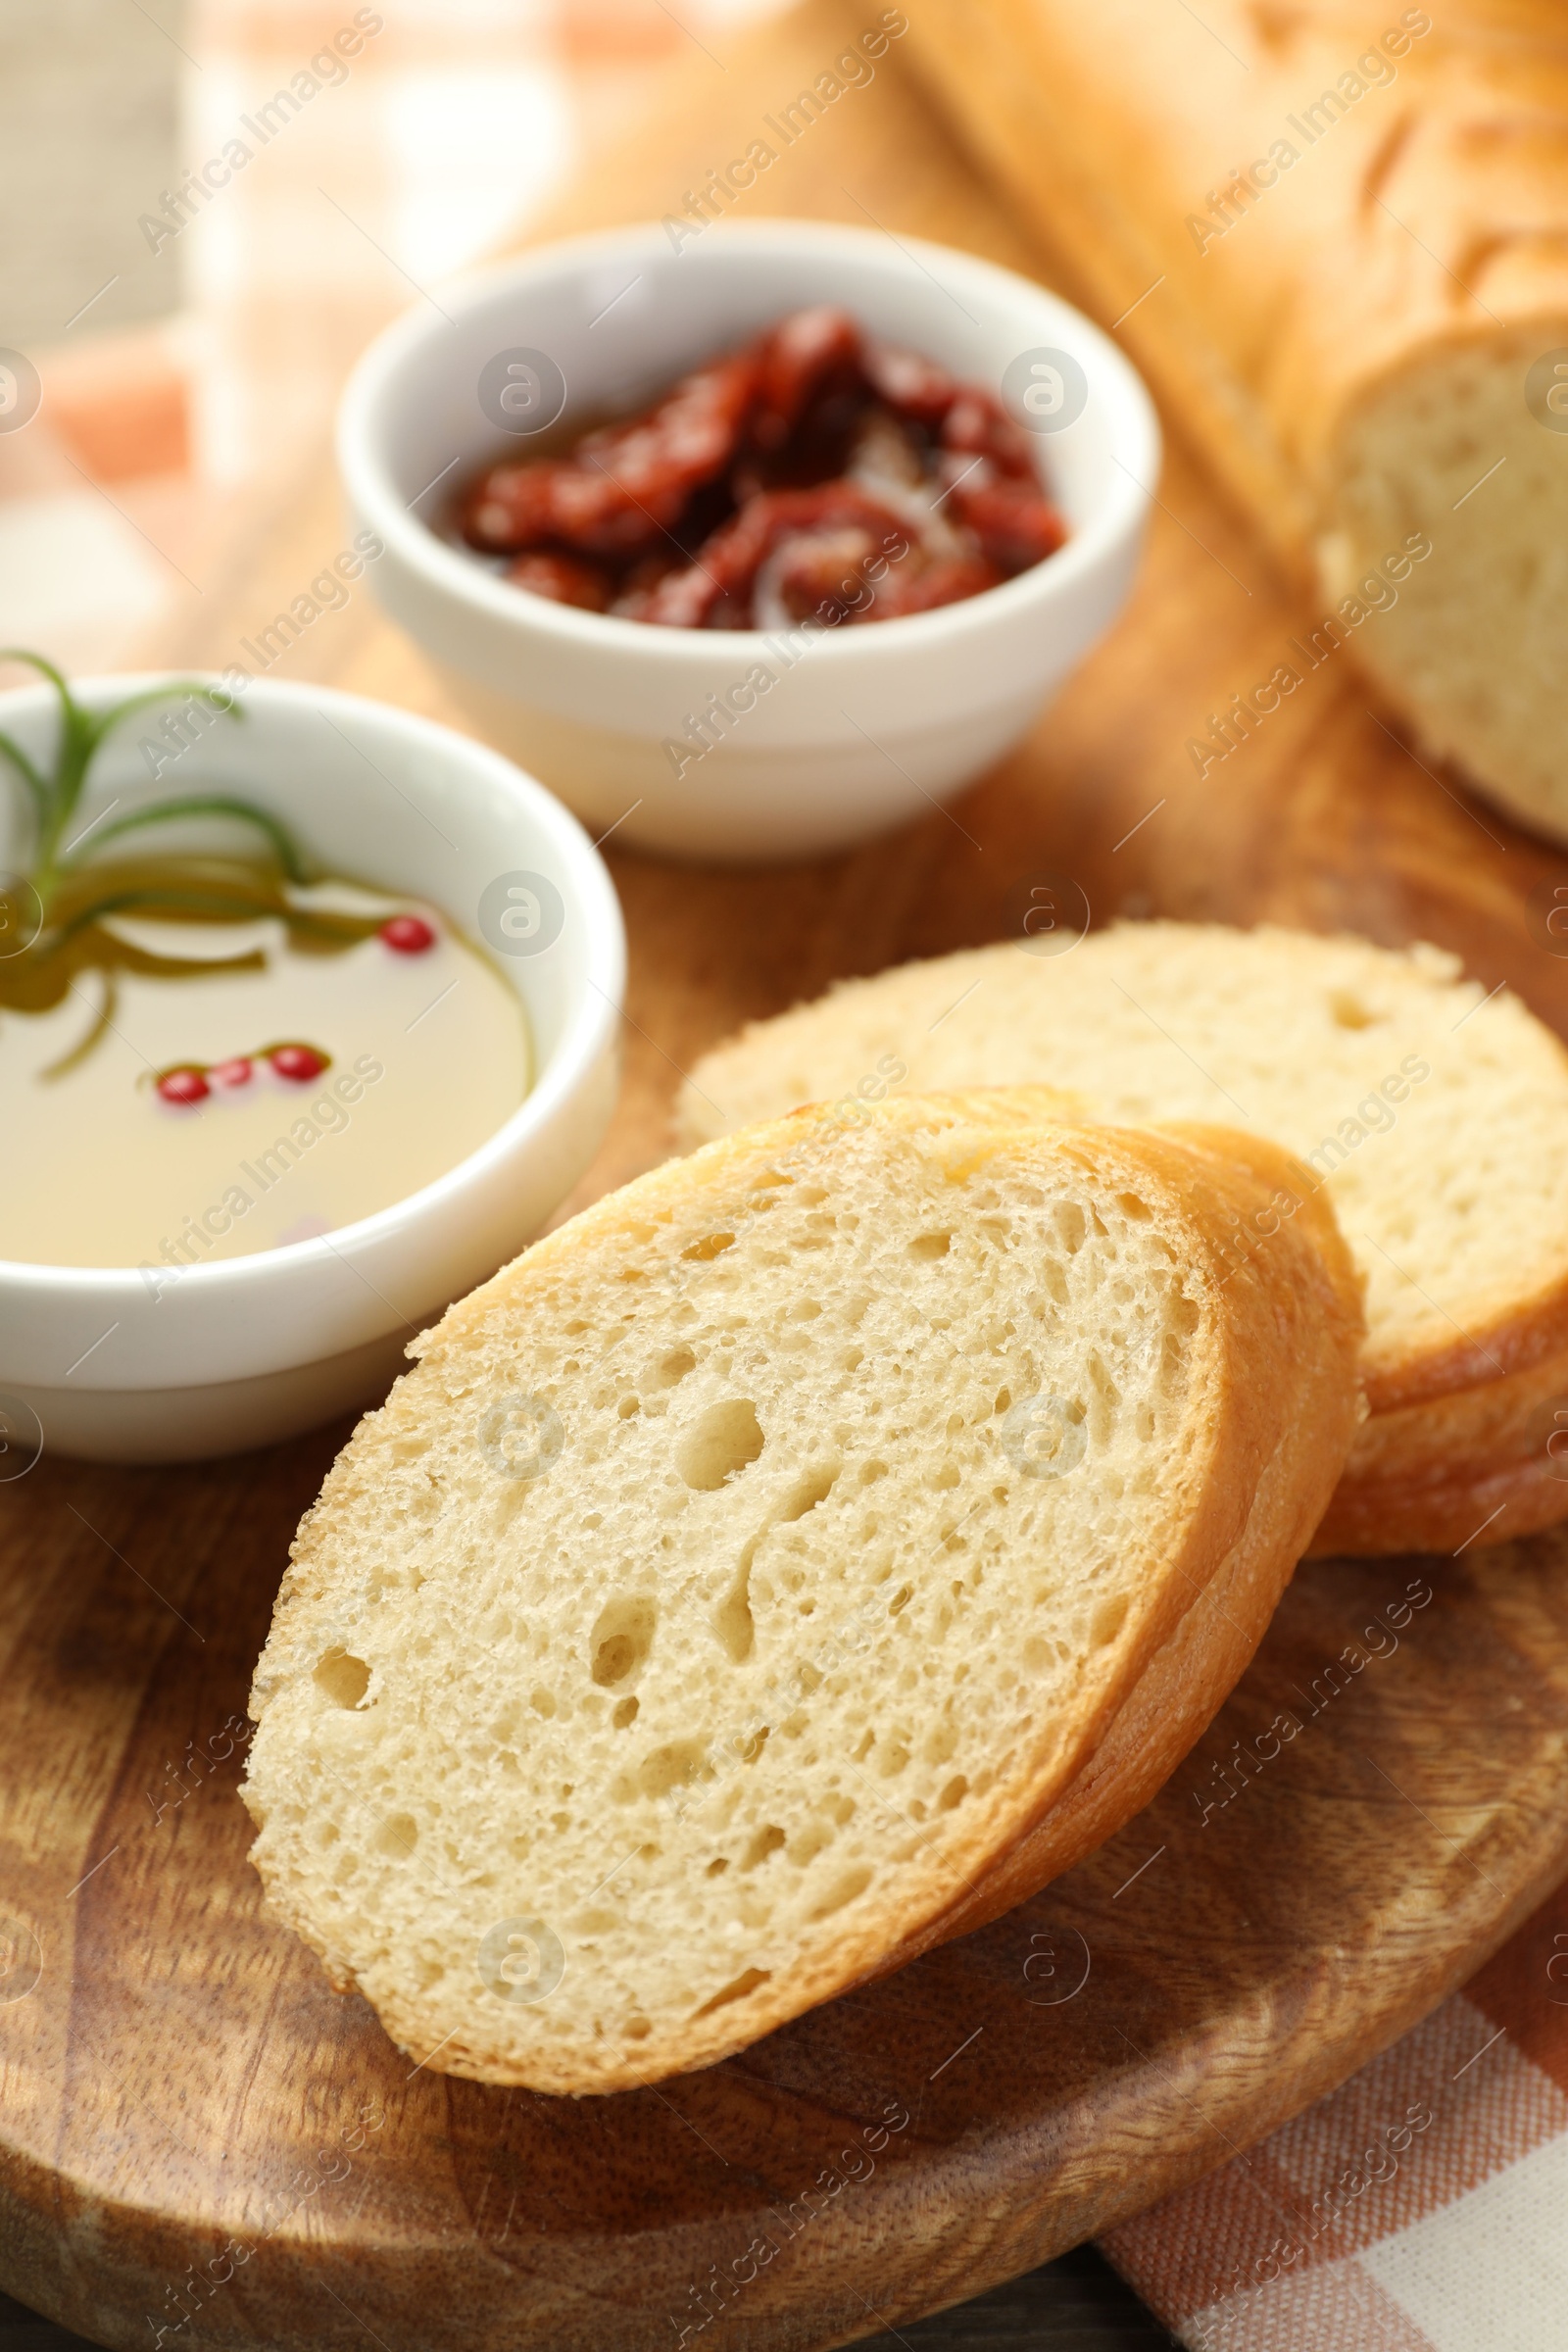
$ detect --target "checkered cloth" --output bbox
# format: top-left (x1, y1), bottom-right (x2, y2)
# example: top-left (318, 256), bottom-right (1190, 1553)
top-left (1100, 1877), bottom-right (1568, 2349)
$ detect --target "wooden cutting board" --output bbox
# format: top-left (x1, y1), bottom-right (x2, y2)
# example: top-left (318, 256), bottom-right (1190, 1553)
top-left (7, 5), bottom-right (1568, 2348)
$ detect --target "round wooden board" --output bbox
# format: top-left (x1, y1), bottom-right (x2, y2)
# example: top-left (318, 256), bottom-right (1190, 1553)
top-left (2, 1438), bottom-right (1567, 2352)
top-left (3, 1430), bottom-right (1568, 2352)
top-left (10, 4), bottom-right (1568, 2346)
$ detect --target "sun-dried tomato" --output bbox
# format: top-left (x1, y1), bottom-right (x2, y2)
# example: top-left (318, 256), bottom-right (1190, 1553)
top-left (861, 338), bottom-right (957, 427)
top-left (463, 350), bottom-right (759, 559)
top-left (454, 308), bottom-right (1067, 626)
top-left (940, 389), bottom-right (1038, 482)
top-left (948, 477), bottom-right (1068, 573)
top-left (752, 307), bottom-right (862, 450)
top-left (505, 550), bottom-right (612, 611)
top-left (609, 550), bottom-right (685, 620)
top-left (639, 485), bottom-right (909, 627)
top-left (767, 527), bottom-right (885, 624)
top-left (865, 552), bottom-right (1004, 617)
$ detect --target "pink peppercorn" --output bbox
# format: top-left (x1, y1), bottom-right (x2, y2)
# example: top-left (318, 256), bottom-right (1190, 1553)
top-left (270, 1044), bottom-right (327, 1084)
top-left (157, 1066), bottom-right (209, 1106)
top-left (210, 1055), bottom-right (253, 1089)
top-left (381, 913), bottom-right (435, 955)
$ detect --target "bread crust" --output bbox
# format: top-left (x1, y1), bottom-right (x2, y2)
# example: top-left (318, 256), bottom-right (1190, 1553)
top-left (1357, 1269), bottom-right (1568, 1418)
top-left (1010, 1117), bottom-right (1568, 1558)
top-left (900, 0), bottom-right (1568, 572)
top-left (1314, 1336), bottom-right (1568, 1554)
top-left (244, 1100), bottom-right (1362, 2091)
top-left (1314, 1448), bottom-right (1568, 1557)
top-left (861, 1124), bottom-right (1365, 1970)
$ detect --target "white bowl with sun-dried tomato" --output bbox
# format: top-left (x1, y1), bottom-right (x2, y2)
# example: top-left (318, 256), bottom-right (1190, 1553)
top-left (338, 220), bottom-right (1159, 863)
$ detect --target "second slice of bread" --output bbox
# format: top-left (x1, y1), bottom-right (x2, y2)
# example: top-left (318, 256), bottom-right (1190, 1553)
top-left (680, 923), bottom-right (1568, 1555)
top-left (242, 1095), bottom-right (1361, 2092)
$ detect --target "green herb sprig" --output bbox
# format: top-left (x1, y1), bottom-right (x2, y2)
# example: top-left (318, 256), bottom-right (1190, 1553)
top-left (0, 653), bottom-right (387, 1075)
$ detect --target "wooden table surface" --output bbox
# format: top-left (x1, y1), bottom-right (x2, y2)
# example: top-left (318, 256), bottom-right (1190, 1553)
top-left (8, 5), bottom-right (1568, 2348)
top-left (150, 0), bottom-right (1568, 1218)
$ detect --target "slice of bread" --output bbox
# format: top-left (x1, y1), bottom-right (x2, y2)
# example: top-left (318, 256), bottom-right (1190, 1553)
top-left (1321, 332), bottom-right (1568, 849)
top-left (242, 1094), bottom-right (1361, 2093)
top-left (679, 923), bottom-right (1568, 1555)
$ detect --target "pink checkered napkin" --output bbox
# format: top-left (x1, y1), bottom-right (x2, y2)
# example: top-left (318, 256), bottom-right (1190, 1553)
top-left (1100, 1877), bottom-right (1568, 2351)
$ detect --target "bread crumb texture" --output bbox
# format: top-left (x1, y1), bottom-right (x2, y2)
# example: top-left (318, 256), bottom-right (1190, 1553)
top-left (1325, 331), bottom-right (1568, 844)
top-left (244, 1103), bottom-right (1257, 2091)
top-left (680, 923), bottom-right (1568, 1395)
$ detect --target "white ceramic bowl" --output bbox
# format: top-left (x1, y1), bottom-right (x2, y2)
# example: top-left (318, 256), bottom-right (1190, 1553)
top-left (0, 677), bottom-right (624, 1464)
top-left (338, 220), bottom-right (1160, 862)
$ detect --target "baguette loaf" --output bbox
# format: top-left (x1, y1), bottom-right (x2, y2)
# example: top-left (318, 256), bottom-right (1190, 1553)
top-left (678, 921), bottom-right (1568, 1554)
top-left (900, 0), bottom-right (1568, 843)
top-left (242, 1094), bottom-right (1361, 2092)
